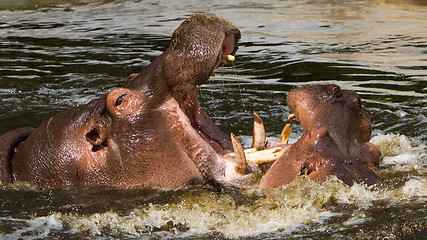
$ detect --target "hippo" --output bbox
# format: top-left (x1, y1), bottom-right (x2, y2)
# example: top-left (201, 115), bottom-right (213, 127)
top-left (258, 84), bottom-right (381, 189)
top-left (0, 15), bottom-right (249, 190)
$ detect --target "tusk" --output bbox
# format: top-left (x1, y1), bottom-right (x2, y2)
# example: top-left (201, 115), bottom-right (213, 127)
top-left (288, 113), bottom-right (296, 121)
top-left (231, 133), bottom-right (247, 175)
top-left (242, 148), bottom-right (257, 154)
top-left (224, 147), bottom-right (283, 166)
top-left (246, 147), bottom-right (283, 165)
top-left (226, 55), bottom-right (235, 62)
top-left (280, 123), bottom-right (292, 144)
top-left (252, 111), bottom-right (266, 151)
top-left (221, 54), bottom-right (235, 64)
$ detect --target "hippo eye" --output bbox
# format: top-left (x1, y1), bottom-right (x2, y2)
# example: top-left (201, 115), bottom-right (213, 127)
top-left (115, 94), bottom-right (127, 106)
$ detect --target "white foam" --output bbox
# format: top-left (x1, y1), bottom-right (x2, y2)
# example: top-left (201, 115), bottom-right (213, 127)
top-left (11, 177), bottom-right (425, 239)
top-left (371, 133), bottom-right (426, 168)
top-left (4, 133), bottom-right (425, 239)
top-left (1, 213), bottom-right (63, 239)
top-left (401, 178), bottom-right (427, 198)
top-left (370, 133), bottom-right (412, 157)
top-left (50, 181), bottom-right (330, 238)
top-left (343, 213), bottom-right (369, 226)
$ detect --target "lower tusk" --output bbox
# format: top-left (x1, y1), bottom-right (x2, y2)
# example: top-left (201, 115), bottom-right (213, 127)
top-left (245, 147), bottom-right (283, 165)
top-left (252, 111), bottom-right (266, 151)
top-left (242, 148), bottom-right (257, 154)
top-left (288, 113), bottom-right (296, 121)
top-left (224, 147), bottom-right (283, 166)
top-left (231, 133), bottom-right (247, 175)
top-left (280, 123), bottom-right (292, 144)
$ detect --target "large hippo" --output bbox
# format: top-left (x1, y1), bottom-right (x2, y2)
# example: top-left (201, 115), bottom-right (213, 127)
top-left (0, 15), bottom-right (248, 190)
top-left (259, 84), bottom-right (381, 188)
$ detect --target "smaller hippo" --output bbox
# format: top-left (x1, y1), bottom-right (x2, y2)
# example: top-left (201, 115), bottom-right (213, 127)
top-left (259, 84), bottom-right (381, 189)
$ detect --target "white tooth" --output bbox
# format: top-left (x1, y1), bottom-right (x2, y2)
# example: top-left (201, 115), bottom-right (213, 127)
top-left (280, 123), bottom-right (292, 144)
top-left (252, 111), bottom-right (266, 151)
top-left (223, 148), bottom-right (256, 158)
top-left (223, 146), bottom-right (283, 166)
top-left (226, 55), bottom-right (235, 62)
top-left (243, 148), bottom-right (257, 154)
top-left (221, 54), bottom-right (235, 64)
top-left (245, 147), bottom-right (283, 165)
top-left (231, 133), bottom-right (247, 175)
top-left (288, 113), bottom-right (296, 121)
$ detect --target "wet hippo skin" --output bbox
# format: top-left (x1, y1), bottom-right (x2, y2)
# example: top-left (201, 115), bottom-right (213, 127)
top-left (259, 84), bottom-right (381, 189)
top-left (0, 15), bottom-right (246, 189)
top-left (124, 14), bottom-right (241, 155)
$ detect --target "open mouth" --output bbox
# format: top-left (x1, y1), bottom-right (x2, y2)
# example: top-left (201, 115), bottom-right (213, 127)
top-left (183, 88), bottom-right (294, 182)
top-left (212, 33), bottom-right (238, 75)
top-left (178, 31), bottom-right (240, 155)
top-left (177, 31), bottom-right (293, 184)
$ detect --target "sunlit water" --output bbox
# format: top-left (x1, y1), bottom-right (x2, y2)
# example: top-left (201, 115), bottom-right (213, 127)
top-left (0, 0), bottom-right (426, 239)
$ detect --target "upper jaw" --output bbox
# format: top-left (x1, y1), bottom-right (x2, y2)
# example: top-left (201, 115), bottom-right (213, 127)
top-left (202, 30), bottom-right (240, 84)
top-left (175, 29), bottom-right (240, 152)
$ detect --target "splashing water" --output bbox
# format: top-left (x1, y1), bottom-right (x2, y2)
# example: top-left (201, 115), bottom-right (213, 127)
top-left (1, 134), bottom-right (424, 239)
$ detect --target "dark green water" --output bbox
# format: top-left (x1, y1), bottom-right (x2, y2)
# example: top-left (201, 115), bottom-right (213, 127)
top-left (0, 0), bottom-right (426, 239)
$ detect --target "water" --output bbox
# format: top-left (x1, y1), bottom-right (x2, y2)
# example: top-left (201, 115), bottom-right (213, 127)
top-left (0, 0), bottom-right (426, 239)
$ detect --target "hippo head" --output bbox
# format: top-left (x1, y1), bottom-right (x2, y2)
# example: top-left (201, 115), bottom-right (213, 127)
top-left (287, 84), bottom-right (373, 142)
top-left (9, 15), bottom-right (250, 189)
top-left (259, 84), bottom-right (381, 189)
top-left (11, 86), bottom-right (250, 189)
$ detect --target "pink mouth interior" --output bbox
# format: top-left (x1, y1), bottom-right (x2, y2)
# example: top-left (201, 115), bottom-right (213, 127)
top-left (213, 33), bottom-right (237, 70)
top-left (181, 88), bottom-right (229, 155)
top-left (181, 34), bottom-right (237, 155)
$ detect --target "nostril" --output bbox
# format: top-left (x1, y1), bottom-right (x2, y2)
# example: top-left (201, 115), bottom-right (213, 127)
top-left (86, 127), bottom-right (100, 143)
top-left (86, 126), bottom-right (107, 152)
